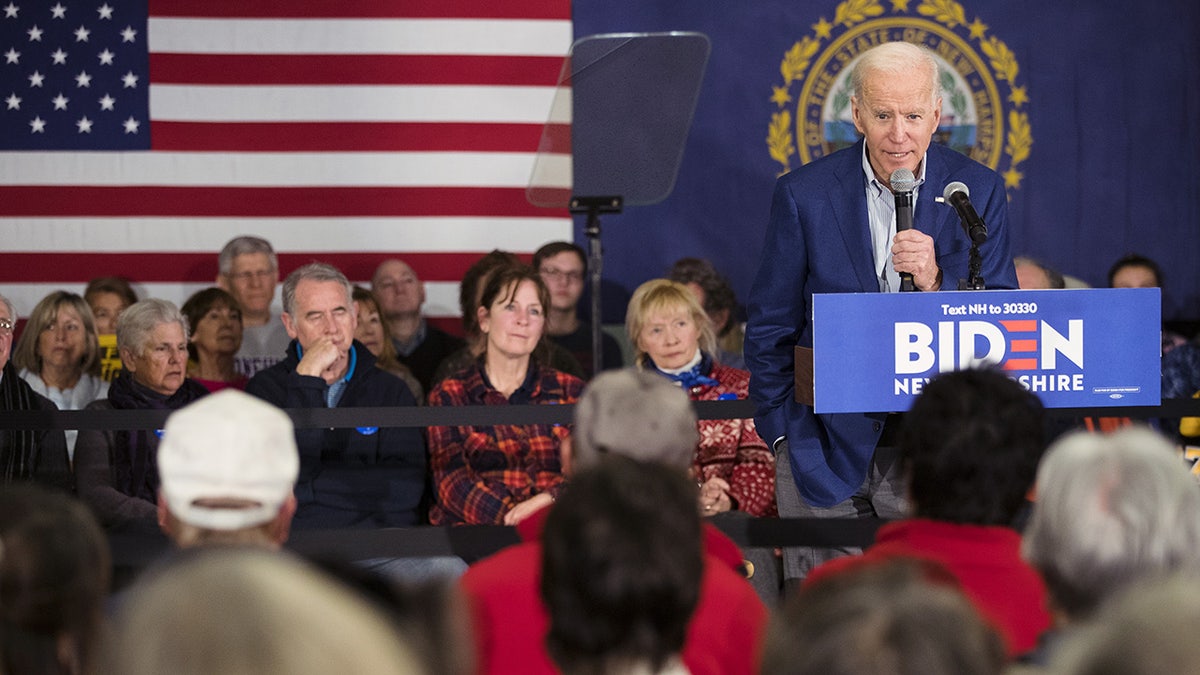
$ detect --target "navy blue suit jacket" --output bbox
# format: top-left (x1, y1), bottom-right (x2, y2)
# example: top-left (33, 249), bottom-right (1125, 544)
top-left (744, 140), bottom-right (1018, 507)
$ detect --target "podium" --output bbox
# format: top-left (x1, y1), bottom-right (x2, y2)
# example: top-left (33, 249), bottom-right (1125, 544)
top-left (797, 288), bottom-right (1162, 413)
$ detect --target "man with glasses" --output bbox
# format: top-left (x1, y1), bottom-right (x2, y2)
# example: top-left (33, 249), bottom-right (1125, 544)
top-left (216, 236), bottom-right (291, 377)
top-left (0, 293), bottom-right (70, 490)
top-left (532, 242), bottom-right (623, 380)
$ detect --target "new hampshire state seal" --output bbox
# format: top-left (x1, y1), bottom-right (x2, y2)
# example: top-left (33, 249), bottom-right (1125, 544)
top-left (766, 0), bottom-right (1032, 193)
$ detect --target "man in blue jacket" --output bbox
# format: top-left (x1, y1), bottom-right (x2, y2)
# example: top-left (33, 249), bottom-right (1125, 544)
top-left (247, 262), bottom-right (427, 529)
top-left (744, 41), bottom-right (1018, 588)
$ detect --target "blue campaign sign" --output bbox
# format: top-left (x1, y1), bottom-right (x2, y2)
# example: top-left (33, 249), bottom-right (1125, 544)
top-left (812, 288), bottom-right (1161, 413)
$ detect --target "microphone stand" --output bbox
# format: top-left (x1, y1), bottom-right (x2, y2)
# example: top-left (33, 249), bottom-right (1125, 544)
top-left (957, 220), bottom-right (987, 291)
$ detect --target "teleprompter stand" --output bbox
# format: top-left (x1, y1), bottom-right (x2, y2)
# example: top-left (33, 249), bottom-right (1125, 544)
top-left (528, 33), bottom-right (710, 376)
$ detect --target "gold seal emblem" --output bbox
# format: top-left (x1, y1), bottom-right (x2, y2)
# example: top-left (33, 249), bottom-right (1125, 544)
top-left (767, 0), bottom-right (1032, 193)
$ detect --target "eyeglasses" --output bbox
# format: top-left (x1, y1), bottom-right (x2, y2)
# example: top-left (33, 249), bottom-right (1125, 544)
top-left (227, 269), bottom-right (275, 284)
top-left (540, 268), bottom-right (584, 283)
top-left (0, 318), bottom-right (11, 335)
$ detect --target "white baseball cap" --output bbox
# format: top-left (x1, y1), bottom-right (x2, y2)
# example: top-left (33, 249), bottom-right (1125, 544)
top-left (158, 390), bottom-right (299, 531)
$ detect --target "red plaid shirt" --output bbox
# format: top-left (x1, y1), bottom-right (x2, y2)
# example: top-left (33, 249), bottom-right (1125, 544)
top-left (427, 361), bottom-right (583, 525)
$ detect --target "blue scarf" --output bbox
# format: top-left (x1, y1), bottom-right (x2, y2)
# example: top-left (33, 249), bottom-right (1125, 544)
top-left (650, 351), bottom-right (719, 389)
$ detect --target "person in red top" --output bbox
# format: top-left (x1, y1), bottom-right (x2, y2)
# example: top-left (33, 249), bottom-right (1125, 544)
top-left (626, 279), bottom-right (775, 518)
top-left (428, 266), bottom-right (584, 526)
top-left (459, 369), bottom-right (767, 675)
top-left (805, 368), bottom-right (1052, 658)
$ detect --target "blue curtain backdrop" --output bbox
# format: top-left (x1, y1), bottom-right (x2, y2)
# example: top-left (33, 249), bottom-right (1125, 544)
top-left (570, 0), bottom-right (1200, 324)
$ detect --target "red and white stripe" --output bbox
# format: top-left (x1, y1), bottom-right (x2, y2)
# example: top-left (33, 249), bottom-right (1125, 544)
top-left (0, 0), bottom-right (573, 324)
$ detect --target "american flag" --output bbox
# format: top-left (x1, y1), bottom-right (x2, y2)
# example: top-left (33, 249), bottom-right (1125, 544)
top-left (0, 0), bottom-right (573, 329)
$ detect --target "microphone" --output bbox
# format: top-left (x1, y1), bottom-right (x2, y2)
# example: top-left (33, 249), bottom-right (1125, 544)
top-left (889, 168), bottom-right (916, 292)
top-left (942, 182), bottom-right (988, 245)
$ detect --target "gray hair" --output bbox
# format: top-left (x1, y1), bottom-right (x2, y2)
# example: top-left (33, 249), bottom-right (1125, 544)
top-left (0, 292), bottom-right (15, 322)
top-left (572, 369), bottom-right (698, 471)
top-left (1022, 427), bottom-right (1200, 619)
top-left (281, 263), bottom-right (353, 317)
top-left (116, 299), bottom-right (189, 354)
top-left (1051, 572), bottom-right (1200, 675)
top-left (218, 236), bottom-right (278, 277)
top-left (851, 41), bottom-right (942, 106)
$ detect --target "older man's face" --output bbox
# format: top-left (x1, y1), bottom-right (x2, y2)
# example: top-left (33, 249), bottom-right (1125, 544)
top-left (852, 66), bottom-right (942, 186)
top-left (0, 302), bottom-right (13, 365)
top-left (372, 260), bottom-right (424, 318)
top-left (222, 252), bottom-right (277, 317)
top-left (283, 278), bottom-right (357, 358)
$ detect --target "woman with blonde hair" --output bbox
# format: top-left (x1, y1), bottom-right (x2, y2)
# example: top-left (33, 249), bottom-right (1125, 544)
top-left (13, 291), bottom-right (108, 457)
top-left (352, 286), bottom-right (424, 403)
top-left (626, 279), bottom-right (776, 518)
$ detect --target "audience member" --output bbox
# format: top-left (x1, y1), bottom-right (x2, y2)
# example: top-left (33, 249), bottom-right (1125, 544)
top-left (12, 290), bottom-right (108, 458)
top-left (542, 456), bottom-right (702, 675)
top-left (84, 275), bottom-right (137, 336)
top-left (763, 559), bottom-right (1006, 675)
top-left (74, 299), bottom-right (209, 531)
top-left (668, 257), bottom-right (745, 369)
top-left (1049, 572), bottom-right (1200, 675)
top-left (805, 368), bottom-right (1051, 657)
top-left (1107, 252), bottom-right (1187, 354)
top-left (371, 258), bottom-right (464, 394)
top-left (246, 263), bottom-right (427, 528)
top-left (1107, 252), bottom-right (1164, 289)
top-left (433, 251), bottom-right (582, 386)
top-left (85, 276), bottom-right (137, 381)
top-left (1020, 427), bottom-right (1200, 665)
top-left (1163, 340), bottom-right (1200, 442)
top-left (314, 559), bottom-right (475, 675)
top-left (532, 241), bottom-right (623, 379)
top-left (459, 369), bottom-right (767, 675)
top-left (216, 235), bottom-right (291, 377)
top-left (0, 292), bottom-right (72, 491)
top-left (352, 286), bottom-right (424, 402)
top-left (156, 389), bottom-right (299, 550)
top-left (180, 287), bottom-right (248, 393)
top-left (626, 279), bottom-right (775, 518)
top-left (1014, 256), bottom-right (1066, 290)
top-left (427, 265), bottom-right (583, 525)
top-left (106, 548), bottom-right (424, 675)
top-left (0, 484), bottom-right (111, 675)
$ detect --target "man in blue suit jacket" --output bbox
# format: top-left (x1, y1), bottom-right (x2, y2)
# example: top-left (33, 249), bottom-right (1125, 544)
top-left (744, 41), bottom-right (1018, 586)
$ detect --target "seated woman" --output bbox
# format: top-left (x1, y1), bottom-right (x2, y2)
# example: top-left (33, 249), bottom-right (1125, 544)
top-left (351, 286), bottom-right (424, 403)
top-left (0, 293), bottom-right (70, 491)
top-left (74, 299), bottom-right (209, 531)
top-left (13, 291), bottom-right (109, 459)
top-left (626, 279), bottom-right (776, 518)
top-left (427, 265), bottom-right (584, 526)
top-left (85, 275), bottom-right (138, 382)
top-left (432, 251), bottom-right (583, 388)
top-left (181, 287), bottom-right (248, 393)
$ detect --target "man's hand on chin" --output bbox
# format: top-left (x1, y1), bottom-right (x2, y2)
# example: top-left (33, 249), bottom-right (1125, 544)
top-left (296, 337), bottom-right (345, 382)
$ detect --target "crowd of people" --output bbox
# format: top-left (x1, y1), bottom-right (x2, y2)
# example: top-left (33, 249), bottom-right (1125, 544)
top-left (1, 39), bottom-right (1199, 675)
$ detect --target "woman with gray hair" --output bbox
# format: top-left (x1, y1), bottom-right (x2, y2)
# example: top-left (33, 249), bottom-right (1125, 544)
top-left (75, 299), bottom-right (209, 530)
top-left (1020, 426), bottom-right (1200, 664)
